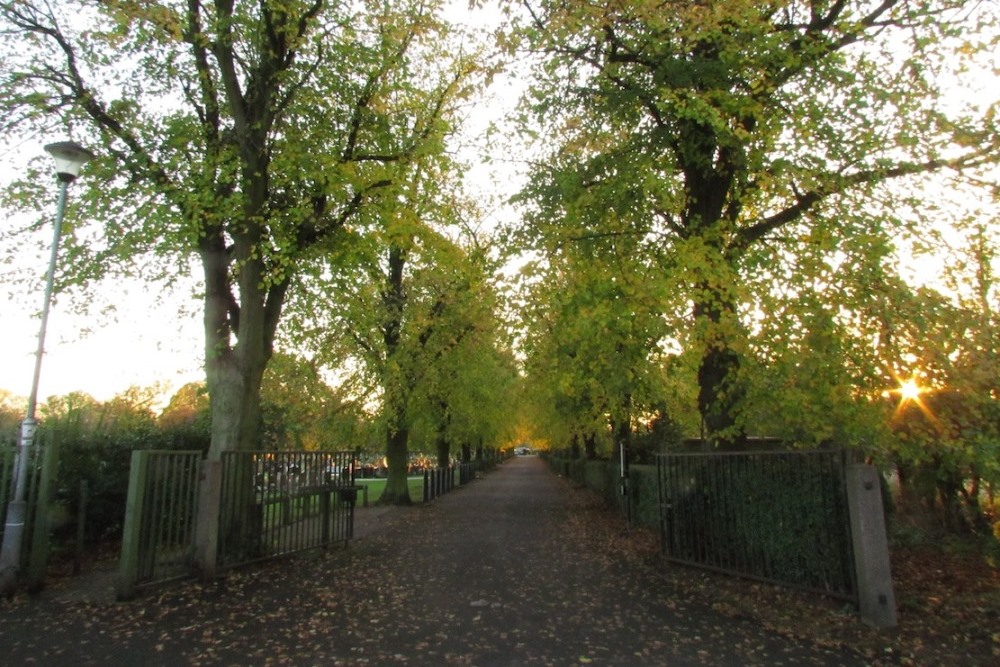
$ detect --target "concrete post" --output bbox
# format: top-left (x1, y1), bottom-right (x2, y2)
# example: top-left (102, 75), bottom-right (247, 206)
top-left (846, 464), bottom-right (897, 628)
top-left (27, 437), bottom-right (59, 591)
top-left (117, 450), bottom-right (149, 600)
top-left (194, 460), bottom-right (222, 580)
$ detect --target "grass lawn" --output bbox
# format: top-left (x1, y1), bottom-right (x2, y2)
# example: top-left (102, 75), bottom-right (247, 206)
top-left (355, 476), bottom-right (428, 504)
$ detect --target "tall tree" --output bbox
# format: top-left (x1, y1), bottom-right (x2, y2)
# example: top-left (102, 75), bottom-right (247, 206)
top-left (284, 155), bottom-right (504, 503)
top-left (506, 0), bottom-right (999, 443)
top-left (515, 236), bottom-right (670, 458)
top-left (0, 0), bottom-right (477, 458)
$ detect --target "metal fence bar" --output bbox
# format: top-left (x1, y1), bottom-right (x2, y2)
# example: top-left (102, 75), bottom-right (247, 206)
top-left (657, 449), bottom-right (857, 601)
top-left (423, 466), bottom-right (462, 502)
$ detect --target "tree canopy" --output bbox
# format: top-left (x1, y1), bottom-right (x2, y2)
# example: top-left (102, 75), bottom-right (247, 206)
top-left (0, 0), bottom-right (484, 458)
top-left (505, 0), bottom-right (999, 444)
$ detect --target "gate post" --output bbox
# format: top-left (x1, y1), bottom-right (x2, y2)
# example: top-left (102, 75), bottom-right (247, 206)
top-left (26, 437), bottom-right (59, 591)
top-left (117, 450), bottom-right (149, 600)
top-left (846, 464), bottom-right (897, 628)
top-left (195, 459), bottom-right (222, 580)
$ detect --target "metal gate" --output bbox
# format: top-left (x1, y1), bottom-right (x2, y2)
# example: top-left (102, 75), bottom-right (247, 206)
top-left (657, 449), bottom-right (857, 600)
top-left (119, 450), bottom-right (203, 594)
top-left (119, 449), bottom-right (357, 596)
top-left (217, 450), bottom-right (356, 569)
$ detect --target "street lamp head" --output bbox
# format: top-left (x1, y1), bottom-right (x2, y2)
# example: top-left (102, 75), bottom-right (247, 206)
top-left (44, 141), bottom-right (95, 183)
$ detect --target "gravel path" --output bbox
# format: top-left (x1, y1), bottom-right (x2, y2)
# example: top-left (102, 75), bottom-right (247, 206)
top-left (0, 456), bottom-right (864, 665)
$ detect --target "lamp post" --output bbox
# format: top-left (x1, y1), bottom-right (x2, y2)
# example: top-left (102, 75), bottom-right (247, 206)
top-left (0, 141), bottom-right (95, 585)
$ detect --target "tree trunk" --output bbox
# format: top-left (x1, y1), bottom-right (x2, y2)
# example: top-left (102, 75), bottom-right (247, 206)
top-left (380, 423), bottom-right (412, 505)
top-left (205, 354), bottom-right (267, 460)
top-left (435, 399), bottom-right (451, 468)
top-left (610, 393), bottom-right (632, 462)
top-left (692, 282), bottom-right (746, 447)
top-left (696, 344), bottom-right (743, 446)
top-left (436, 436), bottom-right (450, 469)
top-left (201, 238), bottom-right (281, 459)
top-left (570, 433), bottom-right (581, 459)
top-left (379, 244), bottom-right (413, 505)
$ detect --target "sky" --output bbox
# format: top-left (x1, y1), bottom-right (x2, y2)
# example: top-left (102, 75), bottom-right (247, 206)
top-left (1, 256), bottom-right (206, 406)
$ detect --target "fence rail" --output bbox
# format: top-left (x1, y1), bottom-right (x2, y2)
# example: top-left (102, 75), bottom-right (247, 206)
top-left (119, 449), bottom-right (358, 596)
top-left (457, 462), bottom-right (476, 485)
top-left (657, 449), bottom-right (857, 601)
top-left (422, 461), bottom-right (483, 502)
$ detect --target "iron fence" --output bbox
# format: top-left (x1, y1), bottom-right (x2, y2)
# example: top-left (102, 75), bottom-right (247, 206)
top-left (218, 450), bottom-right (356, 569)
top-left (118, 450), bottom-right (202, 593)
top-left (457, 461), bottom-right (476, 485)
top-left (423, 466), bottom-right (454, 501)
top-left (1, 433), bottom-right (53, 567)
top-left (657, 449), bottom-right (857, 600)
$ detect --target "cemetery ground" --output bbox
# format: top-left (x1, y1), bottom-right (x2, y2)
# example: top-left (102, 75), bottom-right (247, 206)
top-left (0, 457), bottom-right (997, 665)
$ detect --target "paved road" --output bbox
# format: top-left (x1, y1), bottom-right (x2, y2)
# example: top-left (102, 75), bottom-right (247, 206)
top-left (0, 456), bottom-right (863, 665)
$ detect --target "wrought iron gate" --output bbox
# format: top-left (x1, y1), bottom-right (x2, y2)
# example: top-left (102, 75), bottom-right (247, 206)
top-left (119, 450), bottom-right (203, 595)
top-left (656, 449), bottom-right (857, 600)
top-left (217, 450), bottom-right (356, 569)
top-left (119, 449), bottom-right (357, 596)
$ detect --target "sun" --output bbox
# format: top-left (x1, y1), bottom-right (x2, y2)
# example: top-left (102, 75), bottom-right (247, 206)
top-left (898, 378), bottom-right (922, 403)
top-left (890, 375), bottom-right (943, 430)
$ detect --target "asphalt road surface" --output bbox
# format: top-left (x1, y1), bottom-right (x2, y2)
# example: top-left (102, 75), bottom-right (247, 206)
top-left (0, 455), bottom-right (864, 665)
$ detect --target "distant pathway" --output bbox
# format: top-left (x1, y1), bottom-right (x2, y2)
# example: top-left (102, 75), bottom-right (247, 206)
top-left (0, 456), bottom-right (863, 665)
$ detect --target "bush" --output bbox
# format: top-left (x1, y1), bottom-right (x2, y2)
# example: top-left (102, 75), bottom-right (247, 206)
top-left (53, 426), bottom-right (208, 542)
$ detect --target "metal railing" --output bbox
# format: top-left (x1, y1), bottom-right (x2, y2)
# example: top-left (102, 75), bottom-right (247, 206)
top-left (422, 461), bottom-right (482, 502)
top-left (217, 450), bottom-right (356, 569)
top-left (657, 449), bottom-right (857, 600)
top-left (423, 466), bottom-right (454, 501)
top-left (457, 461), bottom-right (476, 485)
top-left (119, 449), bottom-right (358, 596)
top-left (119, 450), bottom-right (202, 594)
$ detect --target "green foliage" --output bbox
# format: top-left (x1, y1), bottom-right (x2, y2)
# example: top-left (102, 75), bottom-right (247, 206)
top-left (626, 465), bottom-right (660, 532)
top-left (259, 353), bottom-right (368, 451)
top-left (285, 174), bottom-right (519, 501)
top-left (505, 0), bottom-right (1000, 446)
top-left (0, 0), bottom-right (486, 458)
top-left (0, 390), bottom-right (22, 444)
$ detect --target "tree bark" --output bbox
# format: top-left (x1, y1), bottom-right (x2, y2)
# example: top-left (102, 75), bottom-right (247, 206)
top-left (380, 420), bottom-right (412, 505)
top-left (380, 244), bottom-right (413, 505)
top-left (692, 287), bottom-right (745, 447)
top-left (435, 399), bottom-right (451, 468)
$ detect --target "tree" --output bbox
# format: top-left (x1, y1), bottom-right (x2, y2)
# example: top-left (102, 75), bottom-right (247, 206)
top-left (506, 0), bottom-right (999, 444)
top-left (159, 382), bottom-right (210, 429)
top-left (286, 179), bottom-right (511, 503)
top-left (259, 351), bottom-right (366, 451)
top-left (515, 238), bottom-right (671, 459)
top-left (0, 0), bottom-right (479, 459)
top-left (0, 391), bottom-right (25, 444)
top-left (409, 245), bottom-right (520, 468)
